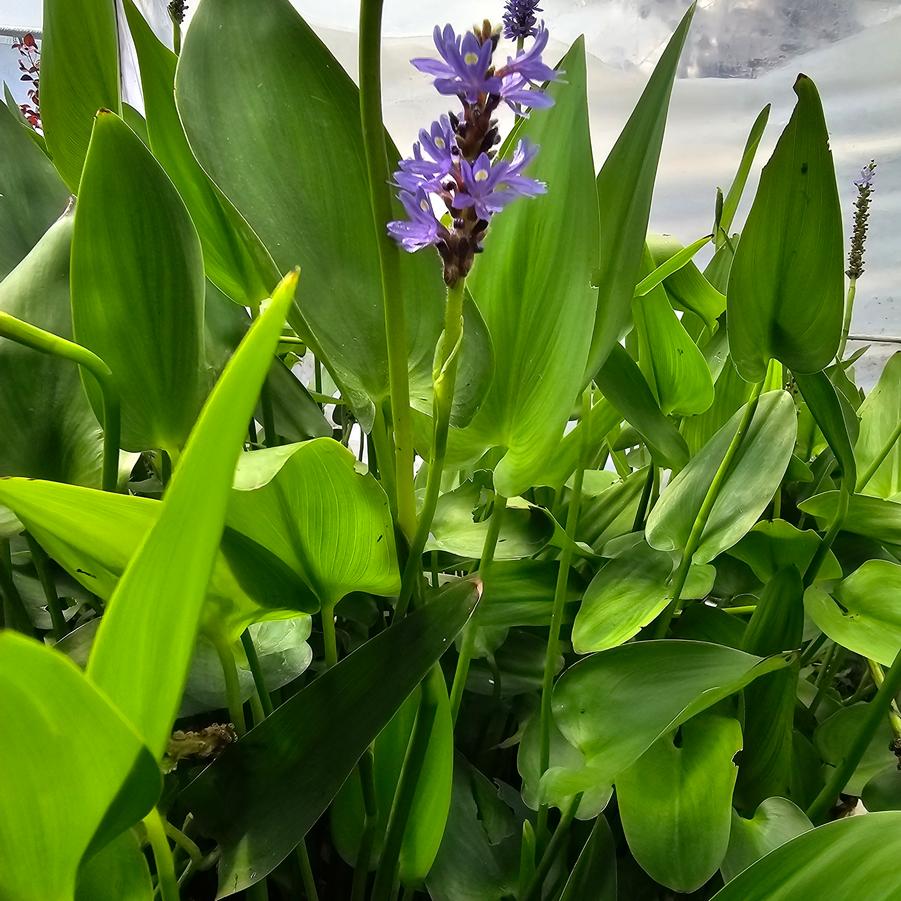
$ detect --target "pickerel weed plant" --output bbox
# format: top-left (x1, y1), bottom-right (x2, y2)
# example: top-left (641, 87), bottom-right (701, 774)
top-left (1, 1), bottom-right (901, 900)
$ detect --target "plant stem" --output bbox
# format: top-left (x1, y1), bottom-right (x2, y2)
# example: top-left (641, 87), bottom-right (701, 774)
top-left (321, 603), bottom-right (339, 669)
top-left (449, 496), bottom-right (506, 724)
top-left (803, 479), bottom-right (850, 589)
top-left (359, 0), bottom-right (417, 544)
top-left (655, 380), bottom-right (764, 636)
top-left (370, 406), bottom-right (397, 518)
top-left (631, 464), bottom-right (655, 532)
top-left (0, 539), bottom-right (31, 633)
top-left (537, 390), bottom-right (591, 841)
top-left (350, 748), bottom-right (379, 901)
top-left (809, 643), bottom-right (845, 717)
top-left (296, 838), bottom-right (320, 901)
top-left (522, 794), bottom-right (582, 901)
top-left (837, 277), bottom-right (856, 362)
top-left (144, 809), bottom-right (180, 901)
top-left (807, 645), bottom-right (901, 823)
top-left (240, 629), bottom-right (274, 717)
top-left (396, 279), bottom-right (466, 617)
top-left (0, 311), bottom-right (121, 491)
top-left (24, 533), bottom-right (66, 639)
top-left (211, 632), bottom-right (246, 736)
top-left (856, 418), bottom-right (901, 493)
top-left (867, 658), bottom-right (901, 741)
top-left (163, 821), bottom-right (203, 864)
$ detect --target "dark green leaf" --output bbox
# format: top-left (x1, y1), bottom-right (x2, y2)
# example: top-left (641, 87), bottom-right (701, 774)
top-left (794, 370), bottom-right (857, 487)
top-left (559, 815), bottom-right (617, 901)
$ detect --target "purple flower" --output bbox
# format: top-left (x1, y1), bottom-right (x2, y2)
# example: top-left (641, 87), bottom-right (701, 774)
top-left (503, 0), bottom-right (542, 41)
top-left (497, 25), bottom-right (558, 85)
top-left (854, 162), bottom-right (876, 189)
top-left (454, 140), bottom-right (545, 220)
top-left (395, 116), bottom-right (458, 190)
top-left (412, 25), bottom-right (500, 102)
top-left (387, 189), bottom-right (448, 253)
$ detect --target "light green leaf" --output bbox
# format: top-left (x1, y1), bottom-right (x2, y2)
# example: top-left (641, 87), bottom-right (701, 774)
top-left (720, 798), bottom-right (812, 883)
top-left (712, 812), bottom-right (901, 900)
top-left (41, 0), bottom-right (120, 191)
top-left (717, 104), bottom-right (771, 242)
top-left (0, 632), bottom-right (158, 901)
top-left (76, 829), bottom-right (152, 901)
top-left (227, 439), bottom-right (400, 610)
top-left (804, 560), bottom-right (901, 666)
top-left (729, 520), bottom-right (842, 584)
top-left (798, 491), bottom-right (901, 545)
top-left (558, 815), bottom-right (617, 901)
top-left (855, 351), bottom-right (901, 497)
top-left (86, 272), bottom-right (298, 758)
top-left (588, 4), bottom-right (695, 374)
top-left (460, 38), bottom-right (598, 497)
top-left (72, 111), bottom-right (205, 454)
top-left (646, 391), bottom-right (797, 563)
top-left (552, 640), bottom-right (787, 788)
top-left (616, 715), bottom-right (742, 892)
top-left (183, 580), bottom-right (480, 895)
top-left (726, 76), bottom-right (843, 381)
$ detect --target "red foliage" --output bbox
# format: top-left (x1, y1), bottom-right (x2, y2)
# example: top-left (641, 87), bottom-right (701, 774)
top-left (11, 32), bottom-right (41, 132)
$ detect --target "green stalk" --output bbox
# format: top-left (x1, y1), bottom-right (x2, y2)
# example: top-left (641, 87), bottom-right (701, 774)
top-left (807, 645), bottom-right (901, 823)
top-left (655, 379), bottom-right (764, 636)
top-left (321, 603), bottom-right (339, 669)
top-left (144, 809), bottom-right (180, 901)
top-left (522, 794), bottom-right (582, 901)
top-left (449, 496), bottom-right (506, 724)
top-left (803, 479), bottom-right (850, 590)
top-left (240, 629), bottom-right (274, 717)
top-left (809, 643), bottom-right (845, 717)
top-left (350, 748), bottom-right (379, 901)
top-left (0, 539), bottom-right (31, 633)
top-left (856, 418), bottom-right (901, 493)
top-left (25, 533), bottom-right (66, 639)
top-left (359, 0), bottom-right (417, 543)
top-left (0, 311), bottom-right (120, 491)
top-left (396, 279), bottom-right (466, 617)
top-left (211, 632), bottom-right (246, 736)
top-left (370, 407), bottom-right (398, 519)
top-left (536, 390), bottom-right (591, 840)
top-left (867, 658), bottom-right (901, 741)
top-left (837, 277), bottom-right (856, 362)
top-left (164, 821), bottom-right (203, 864)
top-left (296, 839), bottom-right (320, 901)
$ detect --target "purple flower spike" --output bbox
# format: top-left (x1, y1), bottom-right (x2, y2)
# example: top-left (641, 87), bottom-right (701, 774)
top-left (412, 25), bottom-right (500, 102)
top-left (455, 140), bottom-right (546, 220)
top-left (387, 189), bottom-right (447, 253)
top-left (497, 25), bottom-right (558, 85)
top-left (396, 115), bottom-right (458, 190)
top-left (503, 0), bottom-right (542, 41)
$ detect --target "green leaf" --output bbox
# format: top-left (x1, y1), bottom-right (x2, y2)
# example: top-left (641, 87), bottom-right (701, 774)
top-left (616, 715), bottom-right (742, 892)
top-left (718, 104), bottom-right (771, 242)
top-left (647, 391), bottom-right (797, 563)
top-left (0, 212), bottom-right (104, 487)
top-left (175, 0), bottom-right (445, 426)
top-left (711, 812), bottom-right (901, 900)
top-left (331, 667), bottom-right (452, 883)
top-left (182, 579), bottom-right (480, 895)
top-left (0, 100), bottom-right (68, 279)
top-left (855, 351), bottom-right (901, 497)
top-left (720, 797), bottom-right (812, 883)
top-left (228, 439), bottom-right (399, 610)
top-left (76, 829), bottom-right (152, 901)
top-left (86, 272), bottom-right (298, 758)
top-left (72, 111), bottom-right (206, 454)
top-left (594, 343), bottom-right (689, 468)
top-left (862, 765), bottom-right (901, 812)
top-left (794, 370), bottom-right (857, 486)
top-left (799, 491), bottom-right (901, 545)
top-left (577, 467), bottom-right (648, 552)
top-left (729, 520), bottom-right (842, 584)
top-left (726, 76), bottom-right (843, 381)
top-left (41, 0), bottom-right (120, 191)
top-left (558, 815), bottom-right (617, 901)
top-left (552, 640), bottom-right (787, 788)
top-left (588, 4), bottom-right (695, 374)
top-left (122, 0), bottom-right (277, 306)
top-left (804, 560), bottom-right (901, 666)
top-left (632, 251), bottom-right (715, 416)
top-left (0, 632), bottom-right (158, 901)
top-left (460, 38), bottom-right (598, 497)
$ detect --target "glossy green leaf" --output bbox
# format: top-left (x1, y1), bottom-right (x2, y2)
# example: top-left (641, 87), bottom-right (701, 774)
top-left (720, 798), bottom-right (812, 883)
top-left (72, 111), bottom-right (205, 454)
top-left (0, 631), bottom-right (158, 901)
top-left (729, 520), bottom-right (841, 584)
top-left (726, 76), bottom-right (843, 381)
top-left (712, 812), bottom-right (901, 900)
top-left (176, 0), bottom-right (445, 426)
top-left (632, 255), bottom-right (715, 416)
top-left (76, 829), bottom-right (152, 901)
top-left (0, 212), bottom-right (104, 487)
top-left (122, 0), bottom-right (277, 306)
top-left (616, 715), bottom-right (742, 892)
top-left (855, 351), bottom-right (901, 497)
top-left (595, 343), bottom-right (689, 468)
top-left (86, 272), bottom-right (297, 758)
top-left (577, 468), bottom-right (648, 552)
top-left (804, 560), bottom-right (901, 666)
top-left (183, 579), bottom-right (480, 895)
top-left (331, 667), bottom-right (452, 882)
top-left (646, 391), bottom-right (797, 563)
top-left (799, 491), bottom-right (901, 545)
top-left (0, 99), bottom-right (68, 279)
top-left (794, 370), bottom-right (857, 486)
top-left (477, 560), bottom-right (584, 629)
top-left (41, 0), bottom-right (120, 191)
top-left (862, 765), bottom-right (901, 812)
top-left (228, 439), bottom-right (399, 610)
top-left (460, 39), bottom-right (598, 497)
top-left (552, 640), bottom-right (786, 789)
top-left (588, 4), bottom-right (695, 374)
top-left (558, 815), bottom-right (617, 901)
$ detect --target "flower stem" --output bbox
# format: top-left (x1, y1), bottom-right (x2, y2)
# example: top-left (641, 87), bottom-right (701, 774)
top-left (856, 418), bottom-right (901, 493)
top-left (144, 808), bottom-right (180, 901)
top-left (210, 631), bottom-right (246, 736)
top-left (807, 645), bottom-right (901, 823)
top-left (0, 311), bottom-right (121, 491)
top-left (321, 602), bottom-right (339, 669)
top-left (350, 747), bottom-right (379, 901)
top-left (655, 379), bottom-right (764, 636)
top-left (449, 495), bottom-right (506, 724)
top-left (24, 534), bottom-right (66, 639)
top-left (837, 277), bottom-right (857, 362)
top-left (359, 0), bottom-right (417, 544)
top-left (522, 793), bottom-right (582, 901)
top-left (240, 629), bottom-right (274, 717)
top-left (396, 278), bottom-right (466, 617)
top-left (296, 838), bottom-right (320, 901)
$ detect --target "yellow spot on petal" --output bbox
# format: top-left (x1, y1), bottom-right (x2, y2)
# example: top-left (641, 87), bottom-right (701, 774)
top-left (464, 52), bottom-right (479, 65)
top-left (475, 170), bottom-right (488, 182)
top-left (435, 137), bottom-right (446, 149)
